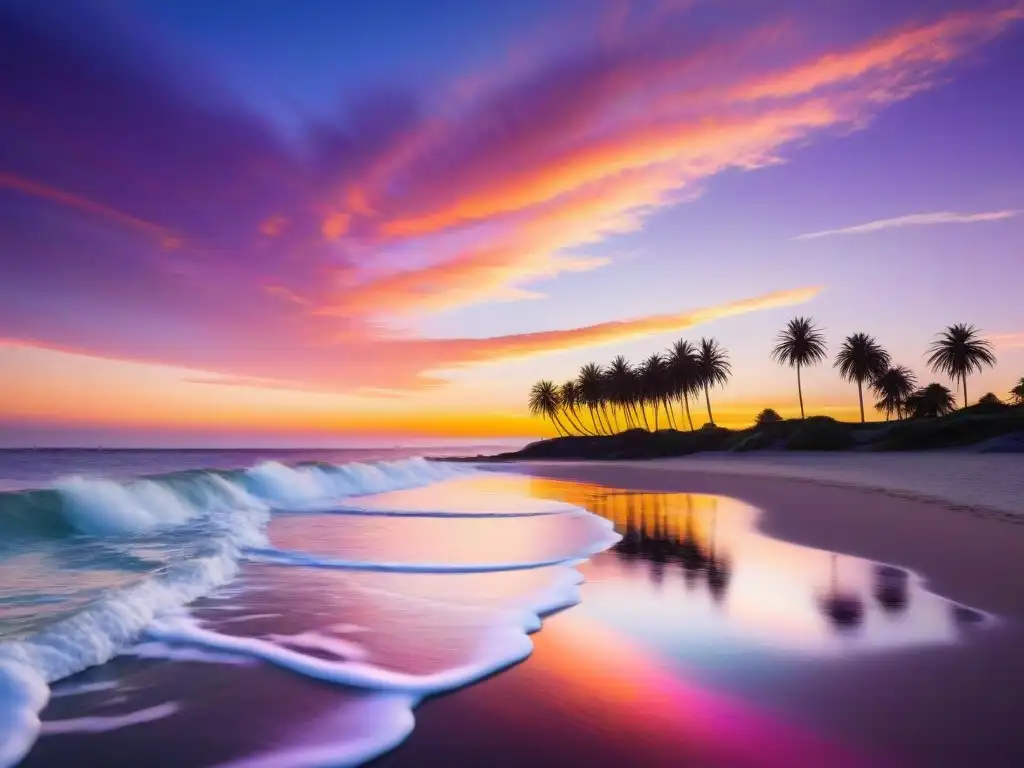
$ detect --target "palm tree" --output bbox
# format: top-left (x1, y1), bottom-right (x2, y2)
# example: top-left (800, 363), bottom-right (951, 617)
top-left (1011, 378), bottom-right (1024, 406)
top-left (834, 333), bottom-right (891, 423)
top-left (755, 408), bottom-right (783, 425)
top-left (695, 337), bottom-right (732, 426)
top-left (606, 356), bottom-right (636, 431)
top-left (906, 383), bottom-right (956, 418)
top-left (627, 363), bottom-right (649, 430)
top-left (770, 317), bottom-right (827, 419)
top-left (559, 381), bottom-right (595, 435)
top-left (529, 380), bottom-right (569, 436)
top-left (640, 353), bottom-right (668, 431)
top-left (870, 365), bottom-right (917, 420)
top-left (667, 339), bottom-right (700, 431)
top-left (926, 324), bottom-right (996, 409)
top-left (577, 363), bottom-right (610, 434)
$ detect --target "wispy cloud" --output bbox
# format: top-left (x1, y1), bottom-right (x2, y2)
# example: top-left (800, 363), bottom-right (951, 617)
top-left (794, 210), bottom-right (1020, 240)
top-left (1, 2), bottom-right (1021, 398)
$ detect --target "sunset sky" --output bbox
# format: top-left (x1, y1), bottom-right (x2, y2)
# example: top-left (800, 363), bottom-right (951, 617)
top-left (2, 0), bottom-right (1023, 447)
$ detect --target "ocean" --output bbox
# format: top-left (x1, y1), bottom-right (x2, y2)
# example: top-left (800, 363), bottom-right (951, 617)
top-left (0, 448), bottom-right (1015, 767)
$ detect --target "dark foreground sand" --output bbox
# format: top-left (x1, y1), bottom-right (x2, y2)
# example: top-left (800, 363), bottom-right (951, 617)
top-left (374, 459), bottom-right (1024, 768)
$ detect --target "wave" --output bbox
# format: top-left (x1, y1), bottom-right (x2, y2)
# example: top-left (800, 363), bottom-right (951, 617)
top-left (0, 456), bottom-right (470, 768)
top-left (0, 457), bottom-right (464, 540)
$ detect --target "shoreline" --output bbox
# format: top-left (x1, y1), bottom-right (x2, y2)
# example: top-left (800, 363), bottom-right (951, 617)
top-left (493, 459), bottom-right (1024, 619)
top-left (372, 461), bottom-right (1024, 766)
top-left (449, 451), bottom-right (1024, 523)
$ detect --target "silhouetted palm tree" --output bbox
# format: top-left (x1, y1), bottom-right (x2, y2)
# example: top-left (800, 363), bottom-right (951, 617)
top-left (559, 381), bottom-right (595, 435)
top-left (667, 339), bottom-right (700, 431)
top-left (607, 356), bottom-right (636, 431)
top-left (835, 333), bottom-right (891, 423)
top-left (695, 337), bottom-right (731, 425)
top-left (1012, 378), bottom-right (1024, 406)
top-left (640, 353), bottom-right (669, 430)
top-left (770, 317), bottom-right (827, 419)
top-left (870, 365), bottom-right (917, 421)
top-left (577, 363), bottom-right (610, 434)
top-left (906, 383), bottom-right (956, 418)
top-left (926, 324), bottom-right (996, 409)
top-left (755, 408), bottom-right (783, 425)
top-left (529, 380), bottom-right (569, 436)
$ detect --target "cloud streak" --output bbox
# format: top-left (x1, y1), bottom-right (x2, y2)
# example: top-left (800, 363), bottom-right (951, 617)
top-left (0, 2), bottom-right (1019, 402)
top-left (794, 210), bottom-right (1020, 240)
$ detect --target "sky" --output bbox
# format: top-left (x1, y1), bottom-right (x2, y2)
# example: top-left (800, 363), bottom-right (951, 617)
top-left (1, 0), bottom-right (1023, 447)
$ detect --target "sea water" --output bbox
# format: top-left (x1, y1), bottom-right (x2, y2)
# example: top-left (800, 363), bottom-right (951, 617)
top-left (0, 447), bottom-right (614, 767)
top-left (0, 450), bottom-right (997, 767)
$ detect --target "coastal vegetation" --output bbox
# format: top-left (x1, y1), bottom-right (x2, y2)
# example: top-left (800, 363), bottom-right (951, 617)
top-left (521, 321), bottom-right (1021, 456)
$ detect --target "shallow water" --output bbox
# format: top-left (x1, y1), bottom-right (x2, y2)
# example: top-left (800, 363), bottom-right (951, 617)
top-left (3, 464), bottom-right (994, 767)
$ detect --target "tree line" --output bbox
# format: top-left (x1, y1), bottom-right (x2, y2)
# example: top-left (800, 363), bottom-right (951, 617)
top-left (529, 319), bottom-right (1023, 436)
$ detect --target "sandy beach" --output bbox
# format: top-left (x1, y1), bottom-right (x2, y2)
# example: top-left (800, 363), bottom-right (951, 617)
top-left (13, 455), bottom-right (1024, 767)
top-left (371, 458), bottom-right (1024, 767)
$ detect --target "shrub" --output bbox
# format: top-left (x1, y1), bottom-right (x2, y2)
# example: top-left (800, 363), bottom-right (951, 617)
top-left (755, 408), bottom-right (783, 425)
top-left (976, 392), bottom-right (1006, 410)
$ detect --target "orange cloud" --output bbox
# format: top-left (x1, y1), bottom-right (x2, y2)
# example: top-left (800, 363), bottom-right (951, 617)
top-left (333, 104), bottom-right (835, 318)
top-left (734, 4), bottom-right (1024, 103)
top-left (324, 4), bottom-right (1021, 321)
top-left (420, 285), bottom-right (823, 370)
top-left (2, 286), bottom-right (821, 396)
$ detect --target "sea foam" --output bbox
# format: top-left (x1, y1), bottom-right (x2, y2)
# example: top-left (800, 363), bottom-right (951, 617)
top-left (0, 457), bottom-right (472, 768)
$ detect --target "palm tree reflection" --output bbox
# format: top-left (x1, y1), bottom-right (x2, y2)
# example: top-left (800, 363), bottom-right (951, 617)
top-left (602, 492), bottom-right (733, 603)
top-left (873, 564), bottom-right (910, 616)
top-left (818, 554), bottom-right (865, 631)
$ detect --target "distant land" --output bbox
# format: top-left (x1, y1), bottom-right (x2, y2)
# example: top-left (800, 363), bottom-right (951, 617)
top-left (441, 405), bottom-right (1024, 462)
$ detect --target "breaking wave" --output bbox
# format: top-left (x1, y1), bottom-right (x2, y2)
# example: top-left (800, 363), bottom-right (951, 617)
top-left (0, 457), bottom-right (472, 767)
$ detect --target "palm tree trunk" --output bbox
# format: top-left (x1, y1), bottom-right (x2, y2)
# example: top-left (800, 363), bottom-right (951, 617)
top-left (653, 401), bottom-right (660, 431)
top-left (797, 363), bottom-right (805, 419)
top-left (962, 376), bottom-right (968, 409)
top-left (588, 407), bottom-right (604, 435)
top-left (639, 403), bottom-right (651, 431)
top-left (566, 408), bottom-right (593, 436)
top-left (684, 393), bottom-right (694, 431)
top-left (579, 408), bottom-right (599, 435)
top-left (664, 400), bottom-right (676, 429)
top-left (550, 416), bottom-right (568, 437)
top-left (704, 384), bottom-right (713, 425)
top-left (857, 379), bottom-right (865, 424)
top-left (600, 404), bottom-right (614, 433)
top-left (612, 407), bottom-right (621, 432)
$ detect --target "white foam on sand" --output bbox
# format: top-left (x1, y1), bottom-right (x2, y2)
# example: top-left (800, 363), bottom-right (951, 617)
top-left (40, 702), bottom-right (180, 735)
top-left (213, 693), bottom-right (418, 768)
top-left (0, 458), bottom-right (481, 768)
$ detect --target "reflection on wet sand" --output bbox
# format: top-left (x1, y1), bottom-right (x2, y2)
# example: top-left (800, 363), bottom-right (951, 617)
top-left (517, 477), bottom-right (988, 652)
top-left (604, 494), bottom-right (732, 601)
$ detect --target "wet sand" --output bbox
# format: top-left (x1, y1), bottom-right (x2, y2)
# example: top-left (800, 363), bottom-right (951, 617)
top-left (20, 463), bottom-right (1024, 767)
top-left (373, 460), bottom-right (1024, 767)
